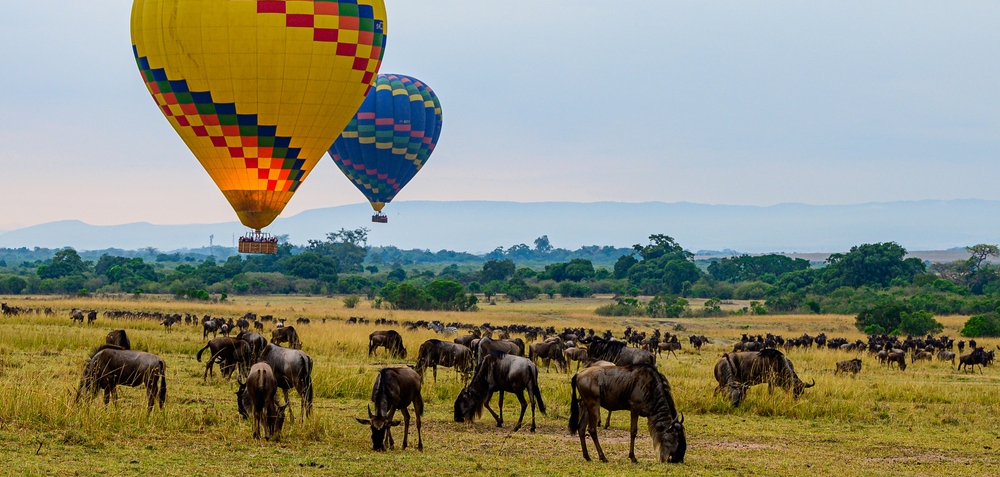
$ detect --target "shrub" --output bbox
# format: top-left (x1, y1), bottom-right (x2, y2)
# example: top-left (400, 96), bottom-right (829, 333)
top-left (898, 311), bottom-right (944, 335)
top-left (961, 312), bottom-right (1000, 337)
top-left (343, 295), bottom-right (361, 308)
top-left (733, 281), bottom-right (769, 300)
top-left (864, 324), bottom-right (886, 335)
top-left (595, 298), bottom-right (643, 317)
top-left (647, 295), bottom-right (688, 318)
top-left (558, 281), bottom-right (593, 298)
top-left (855, 298), bottom-right (912, 333)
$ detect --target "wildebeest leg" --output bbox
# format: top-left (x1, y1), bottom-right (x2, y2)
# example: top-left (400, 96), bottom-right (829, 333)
top-left (604, 410), bottom-right (612, 429)
top-left (577, 404), bottom-right (592, 461)
top-left (628, 411), bottom-right (639, 463)
top-left (497, 391), bottom-right (506, 428)
top-left (103, 387), bottom-right (112, 405)
top-left (511, 390), bottom-right (528, 432)
top-left (413, 397), bottom-right (424, 451)
top-left (400, 407), bottom-right (410, 450)
top-left (282, 388), bottom-right (294, 423)
top-left (482, 392), bottom-right (501, 426)
top-left (386, 407), bottom-right (397, 449)
top-left (432, 365), bottom-right (437, 384)
top-left (586, 400), bottom-right (607, 462)
top-left (146, 378), bottom-right (157, 413)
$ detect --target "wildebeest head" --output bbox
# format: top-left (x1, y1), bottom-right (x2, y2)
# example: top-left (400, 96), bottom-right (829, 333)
top-left (651, 413), bottom-right (686, 463)
top-left (235, 378), bottom-right (251, 419)
top-left (355, 405), bottom-right (400, 451)
top-left (453, 385), bottom-right (482, 423)
top-left (792, 377), bottom-right (816, 398)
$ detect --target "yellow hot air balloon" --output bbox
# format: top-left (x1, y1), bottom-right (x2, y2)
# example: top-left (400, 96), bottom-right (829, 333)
top-left (130, 0), bottom-right (387, 249)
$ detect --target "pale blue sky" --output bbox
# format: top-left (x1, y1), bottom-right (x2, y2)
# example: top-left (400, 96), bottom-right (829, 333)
top-left (1, 1), bottom-right (998, 232)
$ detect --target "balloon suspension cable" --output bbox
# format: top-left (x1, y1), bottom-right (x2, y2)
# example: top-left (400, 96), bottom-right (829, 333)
top-left (372, 212), bottom-right (388, 224)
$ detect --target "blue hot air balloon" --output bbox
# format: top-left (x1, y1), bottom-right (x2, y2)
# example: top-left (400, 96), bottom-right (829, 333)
top-left (329, 74), bottom-right (442, 223)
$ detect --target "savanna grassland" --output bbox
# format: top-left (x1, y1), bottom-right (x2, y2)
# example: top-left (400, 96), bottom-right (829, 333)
top-left (0, 295), bottom-right (998, 477)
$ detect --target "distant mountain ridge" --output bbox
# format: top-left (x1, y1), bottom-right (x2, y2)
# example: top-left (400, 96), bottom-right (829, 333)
top-left (1, 199), bottom-right (998, 253)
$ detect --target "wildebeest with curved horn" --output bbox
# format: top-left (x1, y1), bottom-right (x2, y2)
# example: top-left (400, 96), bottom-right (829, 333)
top-left (105, 330), bottom-right (131, 350)
top-left (75, 345), bottom-right (166, 412)
top-left (369, 330), bottom-right (406, 359)
top-left (713, 349), bottom-right (815, 406)
top-left (236, 362), bottom-right (288, 440)
top-left (414, 339), bottom-right (474, 383)
top-left (258, 343), bottom-right (314, 418)
top-left (271, 326), bottom-right (302, 349)
top-left (569, 364), bottom-right (686, 463)
top-left (196, 337), bottom-right (252, 380)
top-left (588, 338), bottom-right (655, 366)
top-left (454, 351), bottom-right (545, 432)
top-left (355, 366), bottom-right (424, 451)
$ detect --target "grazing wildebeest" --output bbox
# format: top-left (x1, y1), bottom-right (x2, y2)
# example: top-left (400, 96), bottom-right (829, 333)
top-left (713, 349), bottom-right (815, 406)
top-left (196, 337), bottom-right (252, 380)
top-left (689, 335), bottom-right (709, 351)
top-left (105, 330), bottom-right (131, 350)
top-left (203, 318), bottom-right (222, 339)
top-left (912, 350), bottom-right (933, 363)
top-left (236, 363), bottom-right (288, 440)
top-left (887, 350), bottom-right (907, 371)
top-left (454, 351), bottom-right (546, 432)
top-left (254, 321), bottom-right (264, 332)
top-left (236, 330), bottom-right (269, 362)
top-left (258, 344), bottom-right (314, 418)
top-left (563, 347), bottom-right (589, 371)
top-left (415, 339), bottom-right (474, 383)
top-left (959, 348), bottom-right (987, 374)
top-left (369, 330), bottom-right (406, 359)
top-left (356, 367), bottom-right (424, 451)
top-left (87, 310), bottom-right (97, 324)
top-left (271, 326), bottom-right (302, 349)
top-left (937, 350), bottom-right (956, 365)
top-left (75, 345), bottom-right (166, 412)
top-left (588, 339), bottom-right (655, 366)
top-left (529, 338), bottom-right (567, 372)
top-left (71, 309), bottom-right (85, 324)
top-left (569, 364), bottom-right (686, 464)
top-left (835, 358), bottom-right (862, 376)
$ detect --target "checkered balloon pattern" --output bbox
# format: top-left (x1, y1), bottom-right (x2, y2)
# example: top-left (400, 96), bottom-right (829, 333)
top-left (131, 0), bottom-right (387, 230)
top-left (329, 74), bottom-right (443, 212)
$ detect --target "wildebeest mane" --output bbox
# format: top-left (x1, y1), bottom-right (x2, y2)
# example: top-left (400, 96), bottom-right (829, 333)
top-left (89, 343), bottom-right (124, 358)
top-left (757, 348), bottom-right (784, 360)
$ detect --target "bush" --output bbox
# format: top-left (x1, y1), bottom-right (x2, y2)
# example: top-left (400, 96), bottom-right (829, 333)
top-left (864, 324), bottom-right (886, 335)
top-left (343, 295), bottom-right (361, 308)
top-left (595, 298), bottom-right (643, 316)
top-left (558, 281), bottom-right (593, 298)
top-left (647, 294), bottom-right (688, 318)
top-left (733, 281), bottom-right (769, 300)
top-left (855, 298), bottom-right (912, 333)
top-left (898, 310), bottom-right (944, 335)
top-left (961, 312), bottom-right (1000, 337)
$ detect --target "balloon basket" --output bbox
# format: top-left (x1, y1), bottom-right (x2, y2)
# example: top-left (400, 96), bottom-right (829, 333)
top-left (372, 213), bottom-right (388, 224)
top-left (238, 231), bottom-right (278, 255)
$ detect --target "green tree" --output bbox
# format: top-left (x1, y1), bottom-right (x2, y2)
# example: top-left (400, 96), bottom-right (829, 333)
top-left (613, 254), bottom-right (638, 279)
top-left (283, 252), bottom-right (339, 283)
top-left (481, 259), bottom-right (515, 283)
top-left (534, 235), bottom-right (553, 253)
top-left (37, 249), bottom-right (89, 279)
top-left (898, 311), bottom-right (944, 335)
top-left (855, 298), bottom-right (912, 333)
top-left (824, 242), bottom-right (925, 289)
top-left (961, 311), bottom-right (1000, 337)
top-left (387, 268), bottom-right (407, 282)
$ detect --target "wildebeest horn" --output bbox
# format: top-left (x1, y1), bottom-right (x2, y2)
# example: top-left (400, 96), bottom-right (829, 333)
top-left (367, 404), bottom-right (373, 419)
top-left (677, 412), bottom-right (684, 424)
top-left (805, 378), bottom-right (816, 388)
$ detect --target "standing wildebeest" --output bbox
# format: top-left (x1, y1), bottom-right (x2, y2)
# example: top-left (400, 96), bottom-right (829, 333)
top-left (75, 345), bottom-right (166, 412)
top-left (203, 318), bottom-right (223, 339)
top-left (588, 339), bottom-right (655, 366)
top-left (454, 351), bottom-right (546, 432)
top-left (657, 341), bottom-right (681, 359)
top-left (106, 330), bottom-right (131, 350)
top-left (713, 349), bottom-right (815, 406)
top-left (355, 367), bottom-right (424, 451)
top-left (476, 337), bottom-right (525, 364)
top-left (196, 337), bottom-right (252, 380)
top-left (237, 330), bottom-right (269, 362)
top-left (564, 347), bottom-right (589, 371)
top-left (271, 326), bottom-right (302, 349)
top-left (237, 363), bottom-right (288, 440)
top-left (937, 350), bottom-right (956, 365)
top-left (835, 358), bottom-right (862, 376)
top-left (71, 309), bottom-right (85, 324)
top-left (87, 310), bottom-right (97, 324)
top-left (958, 348), bottom-right (987, 373)
top-left (415, 339), bottom-right (474, 383)
top-left (258, 344), bottom-right (314, 418)
top-left (569, 364), bottom-right (686, 464)
top-left (529, 338), bottom-right (567, 372)
top-left (369, 330), bottom-right (406, 359)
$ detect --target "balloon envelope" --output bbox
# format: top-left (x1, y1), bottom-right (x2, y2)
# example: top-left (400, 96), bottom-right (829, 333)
top-left (131, 0), bottom-right (388, 230)
top-left (329, 74), bottom-right (442, 213)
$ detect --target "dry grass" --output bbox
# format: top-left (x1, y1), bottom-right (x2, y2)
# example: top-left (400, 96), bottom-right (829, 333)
top-left (1, 294), bottom-right (999, 476)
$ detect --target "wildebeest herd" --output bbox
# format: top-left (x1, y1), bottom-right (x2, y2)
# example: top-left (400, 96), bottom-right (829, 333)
top-left (4, 304), bottom-right (993, 466)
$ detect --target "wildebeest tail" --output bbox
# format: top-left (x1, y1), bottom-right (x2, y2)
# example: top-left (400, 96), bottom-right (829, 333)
top-left (196, 344), bottom-right (211, 362)
top-left (301, 355), bottom-right (314, 415)
top-left (532, 367), bottom-right (546, 415)
top-left (568, 374), bottom-right (580, 433)
top-left (158, 362), bottom-right (167, 406)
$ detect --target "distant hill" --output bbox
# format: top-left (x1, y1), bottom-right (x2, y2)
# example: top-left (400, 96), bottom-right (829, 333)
top-left (1, 199), bottom-right (999, 253)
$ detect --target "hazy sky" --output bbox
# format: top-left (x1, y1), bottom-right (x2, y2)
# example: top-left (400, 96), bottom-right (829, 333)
top-left (1, 1), bottom-right (998, 232)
